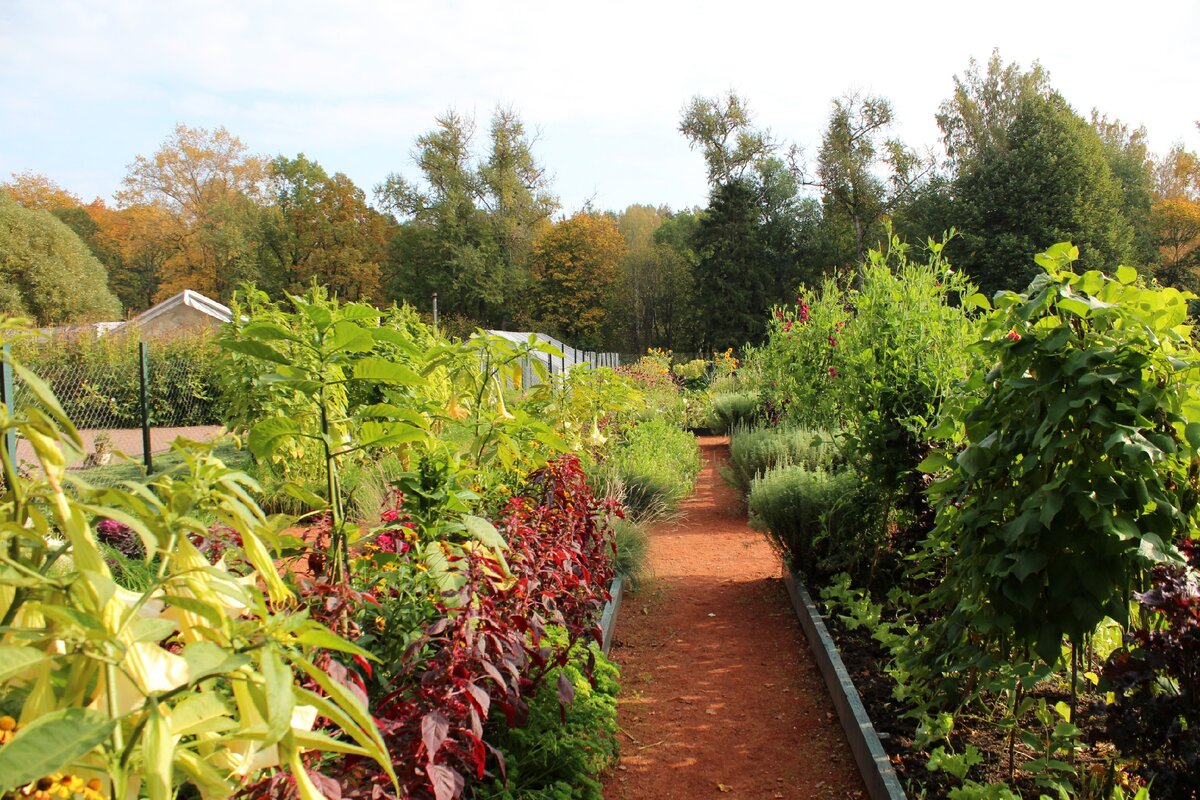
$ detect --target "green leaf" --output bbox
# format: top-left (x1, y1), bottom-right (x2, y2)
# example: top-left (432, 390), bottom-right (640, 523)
top-left (248, 417), bottom-right (301, 459)
top-left (351, 358), bottom-right (422, 386)
top-left (0, 646), bottom-right (50, 682)
top-left (182, 641), bottom-right (252, 682)
top-left (261, 647), bottom-right (294, 747)
top-left (327, 321), bottom-right (375, 354)
top-left (1115, 265), bottom-right (1137, 285)
top-left (295, 626), bottom-right (378, 661)
top-left (463, 515), bottom-right (507, 550)
top-left (171, 693), bottom-right (235, 737)
top-left (1186, 422), bottom-right (1200, 453)
top-left (339, 303), bottom-right (383, 322)
top-left (916, 452), bottom-right (952, 473)
top-left (143, 705), bottom-right (172, 800)
top-left (299, 302), bottom-right (333, 332)
top-left (0, 708), bottom-right (116, 791)
top-left (222, 338), bottom-right (293, 366)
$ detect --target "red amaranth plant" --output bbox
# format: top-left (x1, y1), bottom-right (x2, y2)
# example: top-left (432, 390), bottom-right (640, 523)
top-left (339, 455), bottom-right (617, 800)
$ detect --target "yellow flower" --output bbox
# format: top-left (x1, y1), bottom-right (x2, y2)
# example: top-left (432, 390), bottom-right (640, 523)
top-left (374, 615), bottom-right (386, 632)
top-left (0, 714), bottom-right (16, 745)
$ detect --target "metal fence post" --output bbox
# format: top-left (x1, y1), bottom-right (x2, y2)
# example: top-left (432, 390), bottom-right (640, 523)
top-left (1, 345), bottom-right (15, 469)
top-left (139, 342), bottom-right (152, 473)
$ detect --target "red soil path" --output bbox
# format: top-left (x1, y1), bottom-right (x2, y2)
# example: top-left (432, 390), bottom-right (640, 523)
top-left (603, 437), bottom-right (865, 800)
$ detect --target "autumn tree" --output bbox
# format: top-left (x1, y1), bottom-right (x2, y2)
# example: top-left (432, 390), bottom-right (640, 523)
top-left (0, 191), bottom-right (121, 324)
top-left (529, 212), bottom-right (625, 348)
top-left (0, 170), bottom-right (83, 212)
top-left (1151, 144), bottom-right (1200, 287)
top-left (607, 205), bottom-right (694, 351)
top-left (117, 124), bottom-right (271, 299)
top-left (267, 154), bottom-right (392, 300)
top-left (378, 107), bottom-right (557, 326)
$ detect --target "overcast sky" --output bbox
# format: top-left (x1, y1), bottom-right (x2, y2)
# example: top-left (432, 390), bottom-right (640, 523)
top-left (1, 0), bottom-right (1197, 215)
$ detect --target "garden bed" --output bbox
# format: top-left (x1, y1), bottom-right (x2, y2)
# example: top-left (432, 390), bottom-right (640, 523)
top-left (783, 570), bottom-right (907, 800)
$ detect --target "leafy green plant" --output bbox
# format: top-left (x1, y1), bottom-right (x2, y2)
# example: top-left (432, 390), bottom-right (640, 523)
top-left (599, 418), bottom-right (701, 523)
top-left (727, 424), bottom-right (842, 495)
top-left (748, 464), bottom-right (879, 580)
top-left (923, 244), bottom-right (1200, 669)
top-left (0, 332), bottom-right (394, 799)
top-left (707, 392), bottom-right (759, 435)
top-left (220, 286), bottom-right (432, 582)
top-left (611, 516), bottom-right (649, 586)
top-left (475, 630), bottom-right (620, 800)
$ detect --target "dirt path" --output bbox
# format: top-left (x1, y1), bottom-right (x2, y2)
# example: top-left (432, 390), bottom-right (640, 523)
top-left (603, 436), bottom-right (865, 800)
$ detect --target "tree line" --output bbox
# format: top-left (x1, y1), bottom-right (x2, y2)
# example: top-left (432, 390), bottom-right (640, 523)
top-left (2, 51), bottom-right (1197, 352)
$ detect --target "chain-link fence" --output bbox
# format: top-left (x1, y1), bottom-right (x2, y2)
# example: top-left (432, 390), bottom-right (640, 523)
top-left (4, 338), bottom-right (224, 486)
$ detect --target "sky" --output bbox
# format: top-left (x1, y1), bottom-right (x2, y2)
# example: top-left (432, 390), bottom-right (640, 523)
top-left (1, 0), bottom-right (1198, 215)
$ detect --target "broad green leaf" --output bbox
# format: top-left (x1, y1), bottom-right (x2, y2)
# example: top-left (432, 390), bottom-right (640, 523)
top-left (463, 515), bottom-right (507, 550)
top-left (294, 626), bottom-right (378, 661)
top-left (0, 646), bottom-right (49, 682)
top-left (299, 302), bottom-right (332, 332)
top-left (339, 303), bottom-right (382, 322)
top-left (294, 686), bottom-right (399, 791)
top-left (242, 321), bottom-right (298, 342)
top-left (282, 482), bottom-right (328, 510)
top-left (1115, 265), bottom-right (1137, 285)
top-left (916, 452), bottom-right (951, 473)
top-left (171, 692), bottom-right (235, 737)
top-left (248, 417), bottom-right (301, 459)
top-left (352, 358), bottom-right (422, 386)
top-left (175, 750), bottom-right (236, 796)
top-left (182, 641), bottom-right (252, 682)
top-left (327, 321), bottom-right (375, 354)
top-left (0, 708), bottom-right (115, 791)
top-left (222, 339), bottom-right (293, 366)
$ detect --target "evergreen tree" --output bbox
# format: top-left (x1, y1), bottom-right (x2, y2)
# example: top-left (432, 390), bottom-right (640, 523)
top-left (692, 180), bottom-right (770, 350)
top-left (952, 92), bottom-right (1133, 295)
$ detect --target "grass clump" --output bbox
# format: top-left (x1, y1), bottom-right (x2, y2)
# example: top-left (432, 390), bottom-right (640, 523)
top-left (707, 392), bottom-right (759, 434)
top-left (727, 425), bottom-right (842, 496)
top-left (601, 418), bottom-right (701, 524)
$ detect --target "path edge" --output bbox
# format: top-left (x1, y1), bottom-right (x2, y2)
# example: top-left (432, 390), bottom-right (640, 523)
top-left (600, 574), bottom-right (624, 655)
top-left (783, 570), bottom-right (908, 800)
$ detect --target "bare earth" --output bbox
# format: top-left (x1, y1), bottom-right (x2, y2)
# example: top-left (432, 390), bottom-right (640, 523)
top-left (603, 436), bottom-right (866, 800)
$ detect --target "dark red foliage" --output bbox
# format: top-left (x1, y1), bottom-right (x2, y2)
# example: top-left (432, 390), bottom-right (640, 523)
top-left (96, 518), bottom-right (143, 559)
top-left (339, 455), bottom-right (616, 800)
top-left (1102, 539), bottom-right (1200, 799)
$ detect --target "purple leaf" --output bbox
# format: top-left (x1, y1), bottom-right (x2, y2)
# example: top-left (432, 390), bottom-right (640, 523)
top-left (421, 710), bottom-right (450, 763)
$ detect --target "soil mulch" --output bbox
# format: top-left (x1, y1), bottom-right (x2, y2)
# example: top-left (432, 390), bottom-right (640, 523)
top-left (603, 436), bottom-right (866, 800)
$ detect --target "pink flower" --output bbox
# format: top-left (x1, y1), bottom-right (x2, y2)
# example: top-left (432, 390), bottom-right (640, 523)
top-left (1006, 330), bottom-right (1021, 342)
top-left (828, 336), bottom-right (837, 348)
top-left (828, 367), bottom-right (838, 377)
top-left (783, 321), bottom-right (793, 333)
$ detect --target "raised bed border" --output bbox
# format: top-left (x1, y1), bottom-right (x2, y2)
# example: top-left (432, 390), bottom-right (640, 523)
top-left (599, 574), bottom-right (624, 655)
top-left (783, 570), bottom-right (907, 800)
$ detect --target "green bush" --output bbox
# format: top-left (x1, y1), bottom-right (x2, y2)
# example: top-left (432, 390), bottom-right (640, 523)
top-left (707, 391), bottom-right (759, 434)
top-left (748, 464), bottom-right (880, 582)
top-left (611, 515), bottom-right (649, 586)
top-left (14, 330), bottom-right (222, 428)
top-left (727, 424), bottom-right (842, 496)
top-left (602, 418), bottom-right (701, 522)
top-left (477, 631), bottom-right (620, 800)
